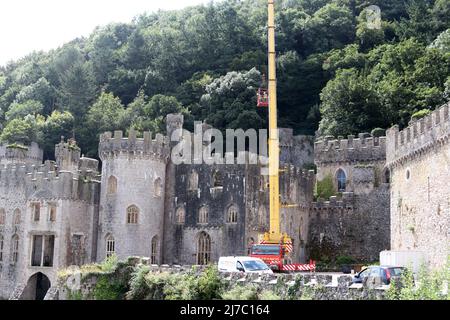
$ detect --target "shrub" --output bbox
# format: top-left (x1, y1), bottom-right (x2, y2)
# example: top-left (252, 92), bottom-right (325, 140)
top-left (259, 289), bottom-right (281, 300)
top-left (126, 265), bottom-right (151, 300)
top-left (335, 255), bottom-right (356, 266)
top-left (387, 263), bottom-right (449, 300)
top-left (371, 128), bottom-right (386, 137)
top-left (315, 174), bottom-right (336, 200)
top-left (93, 274), bottom-right (128, 300)
top-left (222, 285), bottom-right (258, 300)
top-left (197, 265), bottom-right (223, 300)
top-left (100, 254), bottom-right (119, 272)
top-left (411, 109), bottom-right (431, 121)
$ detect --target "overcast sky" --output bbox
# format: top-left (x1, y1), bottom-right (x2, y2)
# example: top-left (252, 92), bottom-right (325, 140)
top-left (0, 0), bottom-right (211, 66)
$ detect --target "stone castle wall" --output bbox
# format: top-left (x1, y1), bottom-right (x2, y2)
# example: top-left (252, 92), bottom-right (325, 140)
top-left (386, 102), bottom-right (450, 268)
top-left (98, 129), bottom-right (170, 263)
top-left (0, 142), bottom-right (43, 166)
top-left (308, 185), bottom-right (390, 263)
top-left (0, 142), bottom-right (100, 299)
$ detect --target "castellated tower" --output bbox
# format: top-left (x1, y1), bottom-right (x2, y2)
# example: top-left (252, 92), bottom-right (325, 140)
top-left (97, 128), bottom-right (171, 263)
top-left (0, 139), bottom-right (100, 300)
top-left (0, 142), bottom-right (43, 166)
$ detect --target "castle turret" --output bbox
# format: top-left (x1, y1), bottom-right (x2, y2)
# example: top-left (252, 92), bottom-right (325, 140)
top-left (55, 137), bottom-right (81, 173)
top-left (97, 128), bottom-right (170, 263)
top-left (0, 142), bottom-right (43, 166)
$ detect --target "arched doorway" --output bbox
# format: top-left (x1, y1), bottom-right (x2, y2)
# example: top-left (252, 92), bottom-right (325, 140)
top-left (22, 272), bottom-right (51, 300)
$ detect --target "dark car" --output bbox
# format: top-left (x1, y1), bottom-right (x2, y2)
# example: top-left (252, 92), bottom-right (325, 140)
top-left (352, 266), bottom-right (407, 286)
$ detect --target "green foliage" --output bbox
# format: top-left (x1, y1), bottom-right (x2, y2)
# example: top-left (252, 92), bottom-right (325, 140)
top-left (197, 265), bottom-right (223, 300)
top-left (93, 274), bottom-right (127, 300)
top-left (6, 143), bottom-right (29, 151)
top-left (315, 174), bottom-right (336, 200)
top-left (99, 254), bottom-right (120, 273)
top-left (5, 100), bottom-right (44, 121)
top-left (371, 128), bottom-right (386, 137)
top-left (0, 116), bottom-right (38, 145)
top-left (221, 284), bottom-right (259, 300)
top-left (387, 263), bottom-right (450, 300)
top-left (335, 255), bottom-right (356, 266)
top-left (0, 0), bottom-right (448, 155)
top-left (411, 109), bottom-right (432, 121)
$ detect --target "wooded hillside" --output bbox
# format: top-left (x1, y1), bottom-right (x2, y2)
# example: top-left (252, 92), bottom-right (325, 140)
top-left (0, 0), bottom-right (448, 159)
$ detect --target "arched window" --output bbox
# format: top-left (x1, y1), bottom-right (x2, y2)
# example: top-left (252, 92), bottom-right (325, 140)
top-left (126, 205), bottom-right (139, 224)
top-left (107, 176), bottom-right (117, 195)
top-left (0, 234), bottom-right (4, 262)
top-left (11, 234), bottom-right (19, 265)
top-left (188, 170), bottom-right (199, 191)
top-left (213, 170), bottom-right (223, 187)
top-left (383, 168), bottom-right (391, 184)
top-left (154, 178), bottom-right (163, 197)
top-left (226, 205), bottom-right (238, 223)
top-left (0, 209), bottom-right (5, 226)
top-left (48, 204), bottom-right (57, 222)
top-left (13, 209), bottom-right (21, 226)
top-left (106, 234), bottom-right (115, 258)
top-left (336, 169), bottom-right (347, 192)
top-left (198, 206), bottom-right (209, 224)
top-left (175, 207), bottom-right (185, 224)
top-left (151, 236), bottom-right (159, 265)
top-left (197, 232), bottom-right (211, 265)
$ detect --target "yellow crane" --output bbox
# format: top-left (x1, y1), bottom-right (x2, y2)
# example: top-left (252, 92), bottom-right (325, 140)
top-left (252, 0), bottom-right (315, 272)
top-left (264, 0), bottom-right (291, 246)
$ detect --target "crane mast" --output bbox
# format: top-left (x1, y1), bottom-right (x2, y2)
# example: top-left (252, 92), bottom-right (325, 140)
top-left (263, 0), bottom-right (290, 245)
top-left (250, 0), bottom-right (315, 272)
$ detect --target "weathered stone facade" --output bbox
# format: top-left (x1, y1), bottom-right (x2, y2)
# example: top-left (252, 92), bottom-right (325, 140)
top-left (309, 134), bottom-right (391, 263)
top-left (0, 112), bottom-right (398, 300)
top-left (0, 140), bottom-right (100, 299)
top-left (386, 102), bottom-right (450, 268)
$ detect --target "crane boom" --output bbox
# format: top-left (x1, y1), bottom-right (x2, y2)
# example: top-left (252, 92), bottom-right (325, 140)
top-left (264, 0), bottom-right (290, 244)
top-left (250, 0), bottom-right (315, 273)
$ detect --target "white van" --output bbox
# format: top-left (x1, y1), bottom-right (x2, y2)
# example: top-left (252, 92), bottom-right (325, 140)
top-left (218, 256), bottom-right (273, 274)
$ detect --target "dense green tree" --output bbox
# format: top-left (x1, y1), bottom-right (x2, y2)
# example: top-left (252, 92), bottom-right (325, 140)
top-left (302, 2), bottom-right (356, 55)
top-left (37, 111), bottom-right (75, 159)
top-left (15, 77), bottom-right (56, 114)
top-left (58, 61), bottom-right (96, 122)
top-left (319, 68), bottom-right (383, 136)
top-left (0, 0), bottom-right (448, 157)
top-left (0, 116), bottom-right (38, 145)
top-left (200, 68), bottom-right (265, 130)
top-left (5, 100), bottom-right (44, 121)
top-left (431, 29), bottom-right (450, 52)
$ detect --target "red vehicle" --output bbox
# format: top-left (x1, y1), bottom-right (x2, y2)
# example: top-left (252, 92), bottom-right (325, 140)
top-left (249, 242), bottom-right (316, 273)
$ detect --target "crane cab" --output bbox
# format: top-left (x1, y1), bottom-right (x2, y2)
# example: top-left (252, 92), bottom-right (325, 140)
top-left (257, 88), bottom-right (269, 107)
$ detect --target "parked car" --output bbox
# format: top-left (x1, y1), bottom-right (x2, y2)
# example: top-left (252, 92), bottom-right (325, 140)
top-left (352, 266), bottom-right (407, 286)
top-left (218, 256), bottom-right (273, 274)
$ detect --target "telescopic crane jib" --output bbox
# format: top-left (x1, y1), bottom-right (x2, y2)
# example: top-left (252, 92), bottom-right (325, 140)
top-left (252, 0), bottom-right (315, 273)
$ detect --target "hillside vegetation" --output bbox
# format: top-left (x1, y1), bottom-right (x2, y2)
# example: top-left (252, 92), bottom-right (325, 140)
top-left (0, 0), bottom-right (449, 159)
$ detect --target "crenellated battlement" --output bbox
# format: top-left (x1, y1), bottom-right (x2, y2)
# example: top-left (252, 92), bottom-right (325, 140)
top-left (314, 133), bottom-right (386, 165)
top-left (0, 142), bottom-right (43, 165)
top-left (98, 129), bottom-right (171, 162)
top-left (386, 101), bottom-right (450, 167)
top-left (0, 158), bottom-right (100, 202)
top-left (312, 192), bottom-right (355, 209)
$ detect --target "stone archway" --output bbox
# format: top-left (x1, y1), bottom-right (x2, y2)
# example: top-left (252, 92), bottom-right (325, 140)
top-left (22, 272), bottom-right (51, 300)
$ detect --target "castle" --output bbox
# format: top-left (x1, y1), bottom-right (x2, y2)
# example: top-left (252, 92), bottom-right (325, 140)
top-left (1, 102), bottom-right (449, 299)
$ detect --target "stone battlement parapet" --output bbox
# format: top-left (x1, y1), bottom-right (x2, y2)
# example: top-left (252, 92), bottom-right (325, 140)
top-left (99, 129), bottom-right (170, 162)
top-left (315, 133), bottom-right (386, 165)
top-left (386, 102), bottom-right (450, 167)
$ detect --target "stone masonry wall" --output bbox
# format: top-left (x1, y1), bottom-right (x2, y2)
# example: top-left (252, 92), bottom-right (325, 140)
top-left (386, 102), bottom-right (450, 268)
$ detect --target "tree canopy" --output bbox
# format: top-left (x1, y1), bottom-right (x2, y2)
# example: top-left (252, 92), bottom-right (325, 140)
top-left (0, 0), bottom-right (448, 159)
